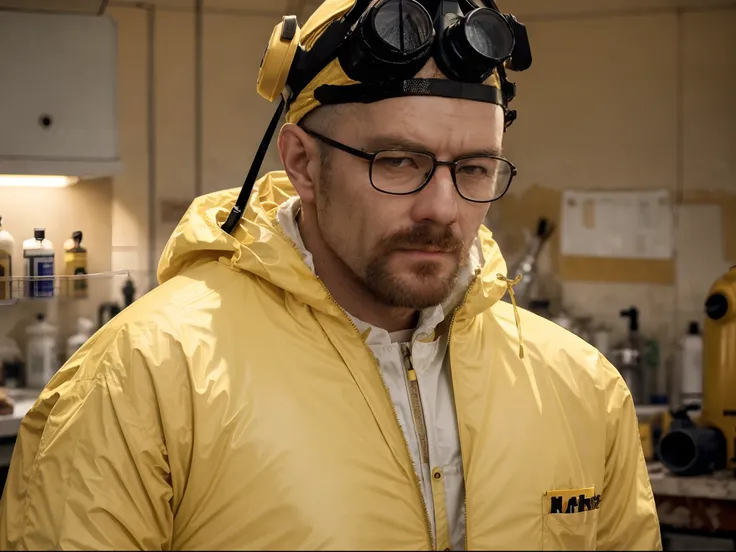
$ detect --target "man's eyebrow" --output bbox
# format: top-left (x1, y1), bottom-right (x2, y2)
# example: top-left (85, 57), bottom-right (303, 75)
top-left (361, 135), bottom-right (504, 157)
top-left (465, 146), bottom-right (504, 157)
top-left (362, 135), bottom-right (435, 154)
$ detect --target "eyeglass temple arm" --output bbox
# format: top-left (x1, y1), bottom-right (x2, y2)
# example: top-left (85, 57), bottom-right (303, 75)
top-left (303, 129), bottom-right (374, 160)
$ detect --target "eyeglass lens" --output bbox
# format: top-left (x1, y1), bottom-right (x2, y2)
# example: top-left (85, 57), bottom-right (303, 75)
top-left (370, 150), bottom-right (512, 201)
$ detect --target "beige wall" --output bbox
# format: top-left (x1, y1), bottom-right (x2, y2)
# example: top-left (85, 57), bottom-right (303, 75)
top-left (107, 0), bottom-right (735, 395)
top-left (109, 2), bottom-right (286, 294)
top-left (0, 178), bottom-right (123, 355)
top-left (492, 4), bottom-right (735, 383)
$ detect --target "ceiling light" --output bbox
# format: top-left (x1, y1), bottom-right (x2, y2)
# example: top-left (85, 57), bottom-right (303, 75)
top-left (0, 175), bottom-right (80, 188)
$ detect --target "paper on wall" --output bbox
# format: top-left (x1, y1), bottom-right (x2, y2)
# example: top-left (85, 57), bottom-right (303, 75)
top-left (561, 190), bottom-right (673, 259)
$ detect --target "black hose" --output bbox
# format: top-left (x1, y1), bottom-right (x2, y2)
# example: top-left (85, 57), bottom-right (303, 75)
top-left (659, 426), bottom-right (726, 476)
top-left (222, 97), bottom-right (286, 235)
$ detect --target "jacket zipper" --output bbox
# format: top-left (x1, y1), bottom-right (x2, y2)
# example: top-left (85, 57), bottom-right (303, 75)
top-left (323, 290), bottom-right (436, 550)
top-left (274, 225), bottom-right (435, 550)
top-left (401, 343), bottom-right (430, 466)
top-left (448, 272), bottom-right (481, 552)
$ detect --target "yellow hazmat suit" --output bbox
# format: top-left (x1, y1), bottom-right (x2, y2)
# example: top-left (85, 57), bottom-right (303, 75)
top-left (0, 173), bottom-right (661, 550)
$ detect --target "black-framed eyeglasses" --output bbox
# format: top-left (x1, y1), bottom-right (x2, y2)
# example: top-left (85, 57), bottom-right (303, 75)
top-left (303, 128), bottom-right (517, 203)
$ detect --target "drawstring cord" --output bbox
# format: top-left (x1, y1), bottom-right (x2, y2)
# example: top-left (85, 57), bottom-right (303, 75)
top-left (496, 273), bottom-right (525, 360)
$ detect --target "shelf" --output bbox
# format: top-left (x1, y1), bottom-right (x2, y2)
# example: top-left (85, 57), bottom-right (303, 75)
top-left (0, 270), bottom-right (130, 306)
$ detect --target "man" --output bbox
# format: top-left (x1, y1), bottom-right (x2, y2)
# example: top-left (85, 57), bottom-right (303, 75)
top-left (0, 0), bottom-right (661, 549)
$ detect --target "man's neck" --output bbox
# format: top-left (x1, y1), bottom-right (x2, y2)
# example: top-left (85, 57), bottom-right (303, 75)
top-left (297, 211), bottom-right (418, 333)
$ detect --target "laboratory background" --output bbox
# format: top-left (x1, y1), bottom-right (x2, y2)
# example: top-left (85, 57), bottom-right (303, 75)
top-left (0, 0), bottom-right (734, 549)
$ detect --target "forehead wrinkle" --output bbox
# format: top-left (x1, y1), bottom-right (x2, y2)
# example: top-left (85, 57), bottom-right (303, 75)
top-left (356, 100), bottom-right (503, 158)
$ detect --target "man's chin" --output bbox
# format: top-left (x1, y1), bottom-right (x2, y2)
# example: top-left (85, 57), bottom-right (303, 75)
top-left (369, 269), bottom-right (458, 310)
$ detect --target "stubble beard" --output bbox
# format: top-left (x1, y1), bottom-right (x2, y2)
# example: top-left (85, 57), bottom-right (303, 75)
top-left (363, 250), bottom-right (464, 310)
top-left (316, 167), bottom-right (466, 311)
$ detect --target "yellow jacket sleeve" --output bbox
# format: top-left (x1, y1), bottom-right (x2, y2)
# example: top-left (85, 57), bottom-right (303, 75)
top-left (0, 326), bottom-right (174, 550)
top-left (597, 354), bottom-right (662, 551)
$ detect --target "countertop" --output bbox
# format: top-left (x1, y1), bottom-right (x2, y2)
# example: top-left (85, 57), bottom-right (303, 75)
top-left (635, 404), bottom-right (670, 419)
top-left (0, 388), bottom-right (40, 439)
top-left (649, 462), bottom-right (736, 500)
top-left (649, 462), bottom-right (736, 536)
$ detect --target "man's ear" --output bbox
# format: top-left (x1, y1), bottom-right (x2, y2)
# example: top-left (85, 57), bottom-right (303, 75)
top-left (278, 123), bottom-right (321, 205)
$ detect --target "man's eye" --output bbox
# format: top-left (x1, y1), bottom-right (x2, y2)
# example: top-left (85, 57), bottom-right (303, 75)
top-left (377, 157), bottom-right (418, 169)
top-left (458, 165), bottom-right (488, 177)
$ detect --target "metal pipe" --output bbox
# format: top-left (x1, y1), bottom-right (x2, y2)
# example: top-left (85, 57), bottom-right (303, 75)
top-left (109, 2), bottom-right (294, 18)
top-left (665, 9), bottom-right (686, 402)
top-left (146, 4), bottom-right (157, 292)
top-left (194, 0), bottom-right (203, 198)
top-left (108, 1), bottom-right (736, 18)
top-left (518, 2), bottom-right (736, 22)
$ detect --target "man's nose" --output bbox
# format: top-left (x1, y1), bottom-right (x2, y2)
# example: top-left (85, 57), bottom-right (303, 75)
top-left (410, 165), bottom-right (460, 226)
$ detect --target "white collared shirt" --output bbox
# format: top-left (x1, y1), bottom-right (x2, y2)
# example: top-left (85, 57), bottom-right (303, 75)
top-left (277, 197), bottom-right (483, 550)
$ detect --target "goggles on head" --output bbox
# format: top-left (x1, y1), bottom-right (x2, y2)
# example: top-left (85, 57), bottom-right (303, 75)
top-left (279, 0), bottom-right (531, 115)
top-left (308, 0), bottom-right (530, 108)
top-left (221, 0), bottom-right (532, 234)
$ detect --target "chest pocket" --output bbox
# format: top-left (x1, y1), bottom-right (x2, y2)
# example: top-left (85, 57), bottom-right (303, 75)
top-left (542, 488), bottom-right (600, 551)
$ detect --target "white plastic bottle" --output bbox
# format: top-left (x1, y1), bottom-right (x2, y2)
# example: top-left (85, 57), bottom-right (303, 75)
top-left (66, 317), bottom-right (95, 360)
top-left (23, 228), bottom-right (55, 298)
top-left (0, 216), bottom-right (15, 301)
top-left (680, 321), bottom-right (703, 406)
top-left (26, 313), bottom-right (58, 389)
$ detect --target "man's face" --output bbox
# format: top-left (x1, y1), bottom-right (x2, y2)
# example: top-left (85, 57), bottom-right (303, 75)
top-left (308, 95), bottom-right (504, 310)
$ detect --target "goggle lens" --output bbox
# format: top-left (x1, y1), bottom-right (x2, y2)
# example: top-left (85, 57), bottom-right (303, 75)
top-left (465, 9), bottom-right (514, 62)
top-left (373, 0), bottom-right (434, 55)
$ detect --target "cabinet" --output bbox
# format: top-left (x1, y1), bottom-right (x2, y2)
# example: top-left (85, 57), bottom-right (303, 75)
top-left (0, 10), bottom-right (121, 176)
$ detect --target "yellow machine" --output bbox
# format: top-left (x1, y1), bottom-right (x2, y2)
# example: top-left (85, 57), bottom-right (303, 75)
top-left (659, 266), bottom-right (736, 475)
top-left (639, 422), bottom-right (654, 461)
top-left (702, 265), bottom-right (736, 470)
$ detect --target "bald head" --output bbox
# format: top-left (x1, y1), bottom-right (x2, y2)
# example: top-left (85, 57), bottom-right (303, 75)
top-left (297, 57), bottom-right (499, 141)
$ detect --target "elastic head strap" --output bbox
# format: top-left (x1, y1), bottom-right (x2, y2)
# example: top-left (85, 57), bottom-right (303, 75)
top-left (314, 78), bottom-right (506, 106)
top-left (314, 78), bottom-right (517, 128)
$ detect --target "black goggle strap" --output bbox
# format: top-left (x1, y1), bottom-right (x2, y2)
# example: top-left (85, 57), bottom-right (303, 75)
top-left (221, 96), bottom-right (286, 235)
top-left (497, 66), bottom-right (518, 130)
top-left (314, 78), bottom-right (504, 107)
top-left (315, 78), bottom-right (517, 129)
top-left (315, 78), bottom-right (516, 129)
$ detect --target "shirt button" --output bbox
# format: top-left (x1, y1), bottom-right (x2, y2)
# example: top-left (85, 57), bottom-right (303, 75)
top-left (433, 470), bottom-right (442, 480)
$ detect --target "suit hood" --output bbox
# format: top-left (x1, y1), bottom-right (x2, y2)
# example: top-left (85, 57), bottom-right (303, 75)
top-left (158, 171), bottom-right (511, 320)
